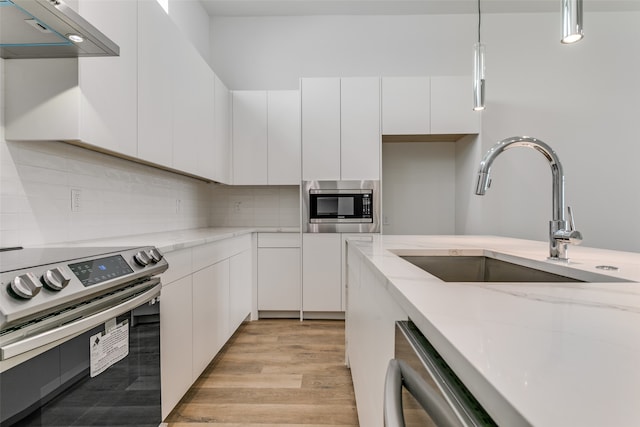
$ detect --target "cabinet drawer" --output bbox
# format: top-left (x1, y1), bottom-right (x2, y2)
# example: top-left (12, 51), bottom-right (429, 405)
top-left (161, 248), bottom-right (192, 285)
top-left (192, 234), bottom-right (253, 272)
top-left (258, 233), bottom-right (301, 248)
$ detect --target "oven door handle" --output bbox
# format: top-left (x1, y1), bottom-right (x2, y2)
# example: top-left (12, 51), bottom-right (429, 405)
top-left (1, 283), bottom-right (161, 361)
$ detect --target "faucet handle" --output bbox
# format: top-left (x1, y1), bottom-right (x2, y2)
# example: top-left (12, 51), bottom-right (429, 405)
top-left (567, 206), bottom-right (576, 231)
top-left (556, 206), bottom-right (582, 245)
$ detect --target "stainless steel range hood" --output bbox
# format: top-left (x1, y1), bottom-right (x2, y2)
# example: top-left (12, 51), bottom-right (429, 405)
top-left (0, 0), bottom-right (119, 59)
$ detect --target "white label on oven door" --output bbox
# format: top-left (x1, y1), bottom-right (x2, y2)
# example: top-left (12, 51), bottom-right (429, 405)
top-left (89, 319), bottom-right (129, 378)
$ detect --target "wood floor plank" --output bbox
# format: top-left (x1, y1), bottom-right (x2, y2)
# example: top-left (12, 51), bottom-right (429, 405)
top-left (166, 319), bottom-right (359, 426)
top-left (198, 373), bottom-right (303, 389)
top-left (168, 403), bottom-right (358, 425)
top-left (179, 388), bottom-right (357, 406)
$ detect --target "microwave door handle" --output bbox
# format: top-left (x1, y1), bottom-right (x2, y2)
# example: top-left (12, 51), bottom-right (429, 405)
top-left (384, 359), bottom-right (464, 427)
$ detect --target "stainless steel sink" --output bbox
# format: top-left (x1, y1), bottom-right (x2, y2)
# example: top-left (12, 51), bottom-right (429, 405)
top-left (400, 256), bottom-right (625, 283)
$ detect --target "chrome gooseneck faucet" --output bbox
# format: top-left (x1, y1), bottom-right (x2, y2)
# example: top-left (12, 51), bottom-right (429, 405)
top-left (475, 136), bottom-right (583, 260)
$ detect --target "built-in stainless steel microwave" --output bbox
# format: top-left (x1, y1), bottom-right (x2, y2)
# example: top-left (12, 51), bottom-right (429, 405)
top-left (303, 180), bottom-right (380, 233)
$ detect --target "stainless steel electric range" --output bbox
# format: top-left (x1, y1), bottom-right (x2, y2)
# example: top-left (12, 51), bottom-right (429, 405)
top-left (0, 245), bottom-right (168, 426)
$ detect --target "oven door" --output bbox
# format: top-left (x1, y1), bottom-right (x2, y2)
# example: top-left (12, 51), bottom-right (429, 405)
top-left (0, 282), bottom-right (161, 426)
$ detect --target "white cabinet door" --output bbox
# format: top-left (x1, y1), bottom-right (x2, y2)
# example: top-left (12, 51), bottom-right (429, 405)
top-left (213, 74), bottom-right (232, 184)
top-left (173, 42), bottom-right (215, 179)
top-left (301, 78), bottom-right (341, 181)
top-left (5, 59), bottom-right (80, 141)
top-left (138, 0), bottom-right (173, 168)
top-left (229, 250), bottom-right (252, 333)
top-left (341, 77), bottom-right (381, 181)
top-left (196, 68), bottom-right (216, 180)
top-left (192, 261), bottom-right (229, 379)
top-left (381, 76), bottom-right (430, 135)
top-left (430, 76), bottom-right (480, 134)
top-left (302, 233), bottom-right (342, 312)
top-left (160, 275), bottom-right (193, 420)
top-left (268, 91), bottom-right (301, 185)
top-left (78, 0), bottom-right (138, 157)
top-left (346, 244), bottom-right (407, 427)
top-left (258, 247), bottom-right (301, 311)
top-left (232, 91), bottom-right (268, 185)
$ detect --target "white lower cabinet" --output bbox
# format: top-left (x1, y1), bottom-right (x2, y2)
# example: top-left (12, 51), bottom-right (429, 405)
top-left (159, 234), bottom-right (253, 420)
top-left (346, 242), bottom-right (408, 427)
top-left (257, 233), bottom-right (301, 314)
top-left (160, 274), bottom-right (193, 420)
top-left (230, 250), bottom-right (253, 330)
top-left (302, 233), bottom-right (342, 313)
top-left (192, 260), bottom-right (229, 379)
top-left (301, 233), bottom-right (375, 316)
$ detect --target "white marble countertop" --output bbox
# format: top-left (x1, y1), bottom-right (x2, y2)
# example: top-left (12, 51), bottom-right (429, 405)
top-left (35, 227), bottom-right (300, 253)
top-left (347, 235), bottom-right (640, 427)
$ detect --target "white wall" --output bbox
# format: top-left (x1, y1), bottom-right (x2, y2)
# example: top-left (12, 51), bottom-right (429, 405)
top-left (456, 12), bottom-right (640, 253)
top-left (211, 11), bottom-right (640, 252)
top-left (211, 14), bottom-right (476, 89)
top-left (381, 142), bottom-right (456, 235)
top-left (167, 0), bottom-right (211, 63)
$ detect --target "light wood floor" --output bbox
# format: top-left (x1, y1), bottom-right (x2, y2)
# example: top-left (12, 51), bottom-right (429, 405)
top-left (166, 319), bottom-right (359, 426)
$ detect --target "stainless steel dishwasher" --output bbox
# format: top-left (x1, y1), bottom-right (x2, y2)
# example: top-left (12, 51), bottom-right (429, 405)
top-left (386, 321), bottom-right (498, 427)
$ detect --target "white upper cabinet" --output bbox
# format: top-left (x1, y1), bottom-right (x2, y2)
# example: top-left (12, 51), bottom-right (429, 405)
top-left (301, 77), bottom-right (381, 181)
top-left (213, 74), bottom-right (232, 184)
top-left (301, 78), bottom-right (342, 181)
top-left (268, 91), bottom-right (301, 185)
top-left (138, 0), bottom-right (174, 168)
top-left (173, 42), bottom-right (215, 180)
top-left (231, 90), bottom-right (301, 185)
top-left (5, 0), bottom-right (138, 156)
top-left (232, 91), bottom-right (269, 185)
top-left (341, 77), bottom-right (381, 181)
top-left (381, 76), bottom-right (479, 135)
top-left (430, 76), bottom-right (480, 134)
top-left (382, 76), bottom-right (431, 135)
top-left (77, 0), bottom-right (138, 158)
top-left (5, 0), bottom-right (226, 182)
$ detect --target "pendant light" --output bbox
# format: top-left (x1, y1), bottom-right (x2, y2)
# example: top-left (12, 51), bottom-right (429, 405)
top-left (473, 0), bottom-right (485, 111)
top-left (561, 0), bottom-right (583, 44)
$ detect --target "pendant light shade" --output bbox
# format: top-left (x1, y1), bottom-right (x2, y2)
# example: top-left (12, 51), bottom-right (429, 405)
top-left (561, 0), bottom-right (583, 44)
top-left (473, 42), bottom-right (485, 111)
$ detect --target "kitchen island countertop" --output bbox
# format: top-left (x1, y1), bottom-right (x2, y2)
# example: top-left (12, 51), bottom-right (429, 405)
top-left (347, 235), bottom-right (640, 427)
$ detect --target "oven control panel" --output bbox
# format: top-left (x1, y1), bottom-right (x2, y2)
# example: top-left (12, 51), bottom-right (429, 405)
top-left (0, 246), bottom-right (167, 330)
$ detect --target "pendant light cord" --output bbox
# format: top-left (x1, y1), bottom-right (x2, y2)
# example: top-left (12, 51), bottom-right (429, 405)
top-left (477, 0), bottom-right (481, 43)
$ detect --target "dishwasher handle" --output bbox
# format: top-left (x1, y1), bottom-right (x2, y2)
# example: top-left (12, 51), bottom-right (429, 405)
top-left (384, 358), bottom-right (464, 427)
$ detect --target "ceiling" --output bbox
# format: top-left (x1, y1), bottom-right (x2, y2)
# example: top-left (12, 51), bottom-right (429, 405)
top-left (200, 0), bottom-right (640, 17)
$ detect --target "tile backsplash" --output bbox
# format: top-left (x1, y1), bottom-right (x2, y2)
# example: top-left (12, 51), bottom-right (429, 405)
top-left (0, 140), bottom-right (212, 247)
top-left (209, 184), bottom-right (300, 228)
top-left (0, 140), bottom-right (301, 248)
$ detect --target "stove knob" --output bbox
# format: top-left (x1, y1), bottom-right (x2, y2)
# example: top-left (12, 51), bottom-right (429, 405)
top-left (134, 251), bottom-right (151, 266)
top-left (148, 248), bottom-right (163, 263)
top-left (11, 272), bottom-right (42, 299)
top-left (42, 267), bottom-right (71, 291)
